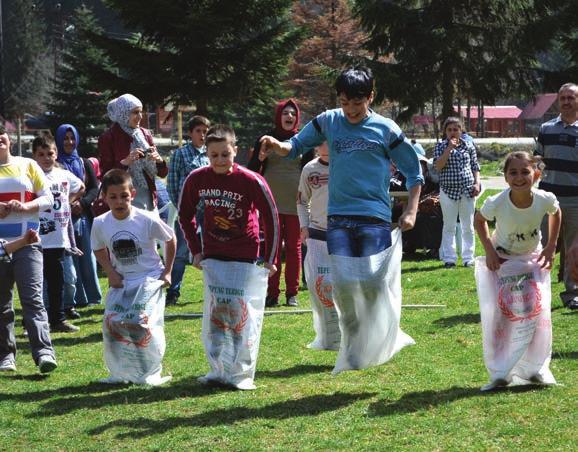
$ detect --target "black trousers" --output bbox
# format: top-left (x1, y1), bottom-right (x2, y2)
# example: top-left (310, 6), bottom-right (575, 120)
top-left (43, 248), bottom-right (66, 325)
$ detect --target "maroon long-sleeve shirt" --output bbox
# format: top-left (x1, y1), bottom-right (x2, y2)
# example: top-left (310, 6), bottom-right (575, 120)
top-left (178, 164), bottom-right (279, 264)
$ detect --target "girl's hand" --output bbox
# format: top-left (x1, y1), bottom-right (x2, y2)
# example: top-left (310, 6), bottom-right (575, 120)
top-left (108, 269), bottom-right (124, 288)
top-left (447, 137), bottom-right (459, 150)
top-left (147, 146), bottom-right (163, 163)
top-left (159, 270), bottom-right (171, 287)
top-left (485, 249), bottom-right (501, 271)
top-left (300, 227), bottom-right (309, 243)
top-left (537, 244), bottom-right (556, 270)
top-left (120, 149), bottom-right (144, 166)
top-left (264, 262), bottom-right (277, 277)
top-left (471, 182), bottom-right (481, 197)
top-left (193, 253), bottom-right (203, 270)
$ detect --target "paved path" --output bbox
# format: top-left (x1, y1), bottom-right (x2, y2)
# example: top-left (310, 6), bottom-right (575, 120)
top-left (480, 176), bottom-right (508, 191)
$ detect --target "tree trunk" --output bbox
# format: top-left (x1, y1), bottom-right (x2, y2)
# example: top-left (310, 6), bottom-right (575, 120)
top-left (441, 63), bottom-right (454, 118)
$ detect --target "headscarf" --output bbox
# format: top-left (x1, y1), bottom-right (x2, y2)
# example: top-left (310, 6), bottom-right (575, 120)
top-left (107, 93), bottom-right (156, 188)
top-left (273, 98), bottom-right (300, 140)
top-left (55, 124), bottom-right (85, 180)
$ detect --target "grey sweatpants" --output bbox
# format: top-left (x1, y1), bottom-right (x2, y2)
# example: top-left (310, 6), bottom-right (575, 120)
top-left (0, 244), bottom-right (55, 364)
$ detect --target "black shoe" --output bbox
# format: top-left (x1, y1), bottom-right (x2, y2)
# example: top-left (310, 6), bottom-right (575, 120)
top-left (444, 262), bottom-right (456, 268)
top-left (265, 296), bottom-right (279, 308)
top-left (166, 293), bottom-right (179, 306)
top-left (65, 308), bottom-right (81, 320)
top-left (567, 299), bottom-right (578, 310)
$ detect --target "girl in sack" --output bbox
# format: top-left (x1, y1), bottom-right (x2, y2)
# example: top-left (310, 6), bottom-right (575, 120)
top-left (474, 151), bottom-right (561, 390)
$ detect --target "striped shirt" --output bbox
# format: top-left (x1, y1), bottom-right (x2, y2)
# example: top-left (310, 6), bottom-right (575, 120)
top-left (535, 115), bottom-right (578, 207)
top-left (178, 163), bottom-right (279, 265)
top-left (0, 157), bottom-right (53, 239)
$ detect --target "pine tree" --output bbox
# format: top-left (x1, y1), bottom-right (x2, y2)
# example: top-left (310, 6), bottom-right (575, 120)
top-left (48, 5), bottom-right (113, 152)
top-left (288, 0), bottom-right (368, 119)
top-left (354, 0), bottom-right (562, 121)
top-left (83, 0), bottom-right (303, 116)
top-left (1, 0), bottom-right (52, 120)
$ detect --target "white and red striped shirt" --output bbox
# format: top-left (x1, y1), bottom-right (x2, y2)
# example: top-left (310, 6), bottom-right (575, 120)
top-left (178, 163), bottom-right (279, 264)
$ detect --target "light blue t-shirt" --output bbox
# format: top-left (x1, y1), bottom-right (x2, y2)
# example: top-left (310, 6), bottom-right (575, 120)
top-left (287, 108), bottom-right (423, 222)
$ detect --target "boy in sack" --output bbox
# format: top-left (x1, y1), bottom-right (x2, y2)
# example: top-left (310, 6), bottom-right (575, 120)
top-left (91, 169), bottom-right (176, 385)
top-left (297, 142), bottom-right (340, 350)
top-left (474, 151), bottom-right (561, 390)
top-left (32, 135), bottom-right (84, 334)
top-left (178, 124), bottom-right (279, 390)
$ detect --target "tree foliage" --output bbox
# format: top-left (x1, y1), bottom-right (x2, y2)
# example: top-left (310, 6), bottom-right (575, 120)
top-left (288, 0), bottom-right (367, 120)
top-left (1, 0), bottom-right (52, 119)
top-left (83, 0), bottom-right (303, 117)
top-left (48, 5), bottom-right (113, 151)
top-left (354, 0), bottom-right (565, 120)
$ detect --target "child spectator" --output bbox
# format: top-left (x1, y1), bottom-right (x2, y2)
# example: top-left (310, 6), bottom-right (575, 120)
top-left (91, 169), bottom-right (176, 384)
top-left (166, 115), bottom-right (210, 305)
top-left (0, 125), bottom-right (57, 373)
top-left (474, 151), bottom-right (561, 390)
top-left (32, 135), bottom-right (84, 333)
top-left (179, 125), bottom-right (279, 389)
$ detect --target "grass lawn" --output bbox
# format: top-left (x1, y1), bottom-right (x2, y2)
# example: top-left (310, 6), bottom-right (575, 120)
top-left (2, 197), bottom-right (576, 450)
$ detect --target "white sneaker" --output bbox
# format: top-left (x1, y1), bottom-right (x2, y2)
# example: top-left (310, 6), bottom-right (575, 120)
top-left (0, 357), bottom-right (16, 372)
top-left (38, 355), bottom-right (57, 374)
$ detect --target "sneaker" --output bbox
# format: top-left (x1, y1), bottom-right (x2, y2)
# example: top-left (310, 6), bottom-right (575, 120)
top-left (64, 308), bottom-right (81, 320)
top-left (51, 321), bottom-right (80, 333)
top-left (463, 261), bottom-right (475, 268)
top-left (265, 296), bottom-right (279, 308)
top-left (165, 293), bottom-right (179, 306)
top-left (38, 355), bottom-right (57, 374)
top-left (444, 262), bottom-right (456, 269)
top-left (567, 298), bottom-right (578, 310)
top-left (286, 296), bottom-right (298, 307)
top-left (0, 357), bottom-right (16, 372)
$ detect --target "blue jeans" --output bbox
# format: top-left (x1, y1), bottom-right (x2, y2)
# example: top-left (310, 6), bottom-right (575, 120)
top-left (327, 215), bottom-right (392, 257)
top-left (168, 221), bottom-right (190, 298)
top-left (73, 216), bottom-right (102, 306)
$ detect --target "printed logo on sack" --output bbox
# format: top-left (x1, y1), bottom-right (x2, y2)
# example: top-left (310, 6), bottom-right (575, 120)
top-left (105, 312), bottom-right (152, 347)
top-left (315, 275), bottom-right (334, 308)
top-left (209, 295), bottom-right (248, 334)
top-left (498, 275), bottom-right (542, 322)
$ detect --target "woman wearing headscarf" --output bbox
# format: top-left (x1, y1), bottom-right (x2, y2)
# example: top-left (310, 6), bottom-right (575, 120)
top-left (55, 124), bottom-right (102, 311)
top-left (98, 94), bottom-right (167, 210)
top-left (248, 99), bottom-right (312, 308)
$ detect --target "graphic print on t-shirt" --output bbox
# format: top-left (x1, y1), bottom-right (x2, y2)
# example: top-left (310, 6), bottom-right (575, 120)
top-left (111, 230), bottom-right (143, 265)
top-left (307, 171), bottom-right (329, 189)
top-left (198, 188), bottom-right (245, 243)
top-left (39, 181), bottom-right (70, 236)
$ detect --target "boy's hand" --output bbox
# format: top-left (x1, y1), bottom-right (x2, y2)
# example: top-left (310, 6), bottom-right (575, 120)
top-left (537, 244), bottom-right (556, 270)
top-left (300, 227), bottom-right (309, 243)
top-left (193, 253), bottom-right (203, 270)
top-left (159, 270), bottom-right (171, 287)
top-left (24, 229), bottom-right (40, 245)
top-left (107, 269), bottom-right (124, 288)
top-left (264, 262), bottom-right (277, 277)
top-left (7, 200), bottom-right (28, 213)
top-left (259, 135), bottom-right (281, 160)
top-left (0, 202), bottom-right (11, 218)
top-left (70, 200), bottom-right (83, 217)
top-left (485, 248), bottom-right (501, 271)
top-left (66, 247), bottom-right (84, 257)
top-left (398, 210), bottom-right (417, 232)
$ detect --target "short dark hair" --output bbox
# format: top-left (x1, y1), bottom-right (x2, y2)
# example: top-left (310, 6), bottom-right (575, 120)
top-left (101, 169), bottom-right (134, 194)
top-left (205, 124), bottom-right (236, 148)
top-left (32, 134), bottom-right (55, 153)
top-left (188, 115), bottom-right (210, 131)
top-left (335, 67), bottom-right (374, 99)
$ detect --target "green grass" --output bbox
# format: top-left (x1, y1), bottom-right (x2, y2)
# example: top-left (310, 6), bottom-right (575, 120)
top-left (1, 230), bottom-right (576, 450)
top-left (479, 160), bottom-right (504, 177)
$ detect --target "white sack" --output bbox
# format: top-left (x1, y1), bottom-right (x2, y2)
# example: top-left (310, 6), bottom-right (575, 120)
top-left (102, 276), bottom-right (170, 385)
top-left (475, 254), bottom-right (556, 391)
top-left (201, 259), bottom-right (269, 390)
top-left (331, 228), bottom-right (415, 374)
top-left (304, 238), bottom-right (341, 351)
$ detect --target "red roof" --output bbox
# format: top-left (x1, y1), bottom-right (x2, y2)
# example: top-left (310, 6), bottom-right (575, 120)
top-left (519, 93), bottom-right (558, 119)
top-left (456, 106), bottom-right (522, 119)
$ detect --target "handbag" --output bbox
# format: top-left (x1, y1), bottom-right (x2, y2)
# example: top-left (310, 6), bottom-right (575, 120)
top-left (90, 185), bottom-right (110, 217)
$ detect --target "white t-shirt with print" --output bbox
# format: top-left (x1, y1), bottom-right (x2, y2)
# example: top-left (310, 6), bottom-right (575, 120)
top-left (480, 188), bottom-right (559, 255)
top-left (91, 207), bottom-right (174, 279)
top-left (39, 167), bottom-right (83, 249)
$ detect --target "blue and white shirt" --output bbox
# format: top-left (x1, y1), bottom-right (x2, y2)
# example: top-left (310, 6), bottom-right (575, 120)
top-left (167, 142), bottom-right (209, 206)
top-left (287, 108), bottom-right (422, 222)
top-left (433, 139), bottom-right (480, 201)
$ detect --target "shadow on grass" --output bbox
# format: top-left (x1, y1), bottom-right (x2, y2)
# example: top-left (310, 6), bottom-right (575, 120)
top-left (0, 374), bottom-right (48, 382)
top-left (16, 332), bottom-right (103, 350)
top-left (433, 313), bottom-right (480, 327)
top-left (88, 391), bottom-right (377, 438)
top-left (26, 376), bottom-right (223, 417)
top-left (403, 264), bottom-right (444, 274)
top-left (258, 364), bottom-right (334, 378)
top-left (552, 351), bottom-right (578, 360)
top-left (368, 385), bottom-right (547, 417)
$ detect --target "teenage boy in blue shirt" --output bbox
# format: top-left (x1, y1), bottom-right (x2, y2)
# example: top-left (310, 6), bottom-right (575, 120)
top-left (260, 66), bottom-right (422, 258)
